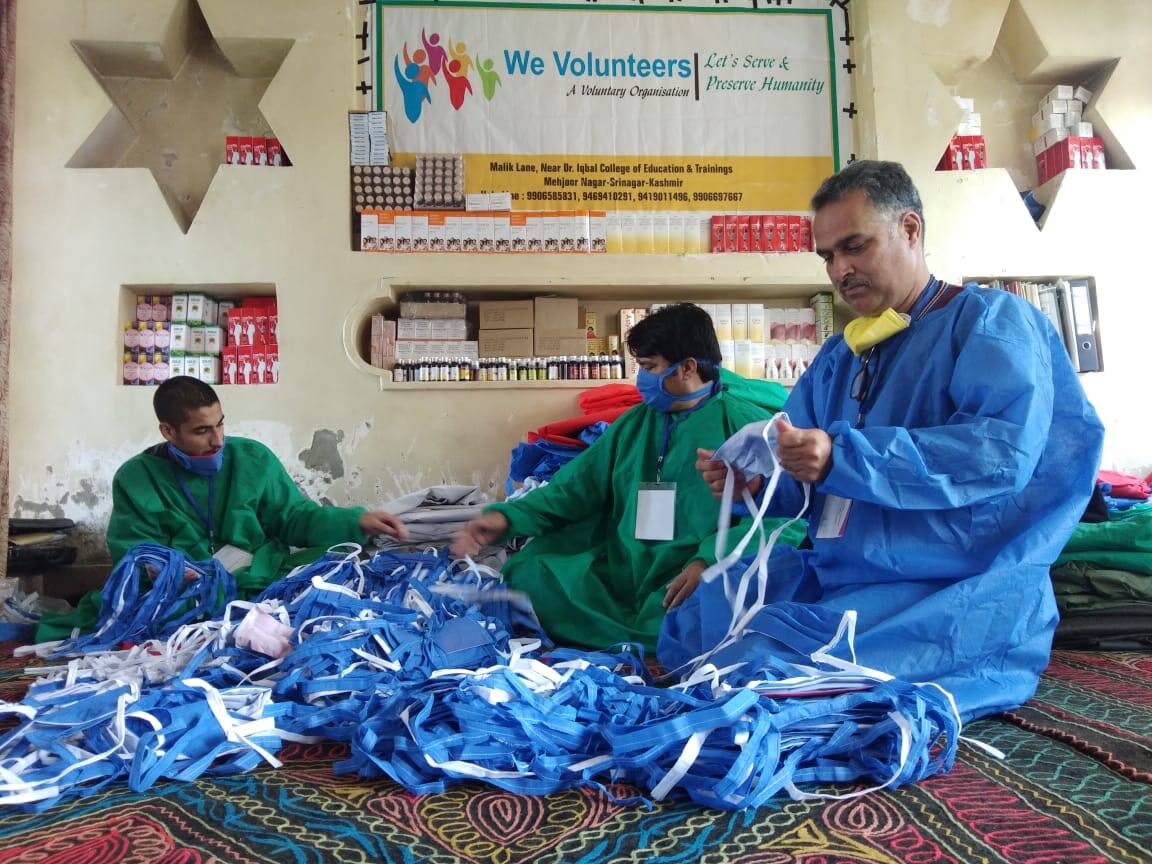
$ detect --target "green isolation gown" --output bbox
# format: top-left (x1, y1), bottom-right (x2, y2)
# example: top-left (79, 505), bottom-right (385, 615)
top-left (488, 371), bottom-right (804, 652)
top-left (36, 436), bottom-right (366, 642)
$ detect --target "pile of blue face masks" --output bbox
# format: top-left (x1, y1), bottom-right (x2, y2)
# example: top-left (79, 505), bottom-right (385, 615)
top-left (1, 541), bottom-right (961, 812)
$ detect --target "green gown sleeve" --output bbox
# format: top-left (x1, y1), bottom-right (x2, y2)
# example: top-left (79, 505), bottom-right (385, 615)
top-left (105, 467), bottom-right (164, 564)
top-left (486, 415), bottom-right (627, 539)
top-left (250, 443), bottom-right (366, 548)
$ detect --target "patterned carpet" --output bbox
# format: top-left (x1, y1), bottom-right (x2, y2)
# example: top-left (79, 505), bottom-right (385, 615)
top-left (0, 650), bottom-right (1149, 863)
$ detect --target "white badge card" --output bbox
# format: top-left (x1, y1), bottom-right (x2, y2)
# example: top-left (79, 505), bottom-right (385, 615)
top-left (636, 482), bottom-right (677, 540)
top-left (816, 495), bottom-right (852, 539)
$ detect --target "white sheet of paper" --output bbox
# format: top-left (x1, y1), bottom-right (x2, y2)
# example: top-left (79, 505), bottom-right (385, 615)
top-left (636, 483), bottom-right (677, 541)
top-left (816, 495), bottom-right (852, 539)
top-left (213, 544), bottom-right (254, 572)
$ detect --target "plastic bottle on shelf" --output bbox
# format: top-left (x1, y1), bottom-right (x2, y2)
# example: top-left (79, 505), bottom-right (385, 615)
top-left (589, 353), bottom-right (601, 380)
top-left (599, 354), bottom-right (611, 379)
top-left (392, 360), bottom-right (405, 384)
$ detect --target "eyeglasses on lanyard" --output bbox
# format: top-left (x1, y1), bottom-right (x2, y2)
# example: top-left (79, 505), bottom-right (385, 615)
top-left (851, 346), bottom-right (878, 427)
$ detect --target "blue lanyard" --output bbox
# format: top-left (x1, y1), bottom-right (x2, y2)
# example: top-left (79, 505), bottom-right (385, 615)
top-left (655, 383), bottom-right (718, 482)
top-left (175, 473), bottom-right (216, 553)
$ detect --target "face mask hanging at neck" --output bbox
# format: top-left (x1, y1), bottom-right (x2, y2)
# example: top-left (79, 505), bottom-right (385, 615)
top-left (168, 439), bottom-right (226, 477)
top-left (842, 308), bottom-right (910, 356)
top-left (636, 361), bottom-right (714, 413)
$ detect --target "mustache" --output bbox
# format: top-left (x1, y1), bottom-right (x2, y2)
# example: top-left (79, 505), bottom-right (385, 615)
top-left (838, 279), bottom-right (870, 293)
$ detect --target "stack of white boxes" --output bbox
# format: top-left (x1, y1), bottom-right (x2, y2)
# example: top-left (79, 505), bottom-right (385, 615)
top-left (123, 294), bottom-right (230, 386)
top-left (1032, 84), bottom-right (1105, 184)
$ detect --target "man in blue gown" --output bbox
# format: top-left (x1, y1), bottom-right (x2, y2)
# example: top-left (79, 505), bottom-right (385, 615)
top-left (677, 160), bottom-right (1104, 720)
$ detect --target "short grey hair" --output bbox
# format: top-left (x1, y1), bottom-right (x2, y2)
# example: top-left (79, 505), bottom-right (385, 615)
top-left (811, 160), bottom-right (925, 241)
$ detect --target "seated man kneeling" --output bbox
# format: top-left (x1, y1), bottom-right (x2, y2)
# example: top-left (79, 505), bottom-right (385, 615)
top-left (452, 303), bottom-right (796, 652)
top-left (36, 376), bottom-right (406, 642)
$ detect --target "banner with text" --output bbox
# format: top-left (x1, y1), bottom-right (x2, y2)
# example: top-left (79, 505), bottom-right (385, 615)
top-left (361, 1), bottom-right (854, 212)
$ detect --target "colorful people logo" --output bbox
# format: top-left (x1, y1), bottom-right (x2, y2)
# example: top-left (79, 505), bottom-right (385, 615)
top-left (395, 56), bottom-right (431, 123)
top-left (477, 56), bottom-right (501, 101)
top-left (394, 29), bottom-right (500, 121)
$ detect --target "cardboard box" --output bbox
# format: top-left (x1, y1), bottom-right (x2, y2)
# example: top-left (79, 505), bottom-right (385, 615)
top-left (535, 328), bottom-right (587, 357)
top-left (509, 213), bottom-right (528, 252)
top-left (186, 293), bottom-right (207, 325)
top-left (236, 346), bottom-right (255, 384)
top-left (479, 300), bottom-right (534, 329)
top-left (189, 327), bottom-right (206, 354)
top-left (1042, 84), bottom-right (1074, 105)
top-left (478, 328), bottom-right (534, 357)
top-left (534, 297), bottom-right (578, 331)
top-left (266, 348), bottom-right (280, 383)
top-left (198, 355), bottom-right (220, 385)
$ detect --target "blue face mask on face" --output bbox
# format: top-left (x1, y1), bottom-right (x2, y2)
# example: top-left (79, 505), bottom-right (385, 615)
top-left (636, 360), bottom-right (715, 413)
top-left (168, 438), bottom-right (226, 477)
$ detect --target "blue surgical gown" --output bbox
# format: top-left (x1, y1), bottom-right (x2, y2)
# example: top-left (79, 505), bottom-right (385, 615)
top-left (661, 283), bottom-right (1104, 720)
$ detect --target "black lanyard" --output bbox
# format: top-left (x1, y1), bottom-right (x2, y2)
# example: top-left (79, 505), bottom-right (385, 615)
top-left (175, 473), bottom-right (216, 553)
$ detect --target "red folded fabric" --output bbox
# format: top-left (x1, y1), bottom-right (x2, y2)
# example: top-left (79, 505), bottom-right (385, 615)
top-left (1097, 470), bottom-right (1151, 500)
top-left (528, 405), bottom-right (636, 447)
top-left (578, 383), bottom-right (641, 414)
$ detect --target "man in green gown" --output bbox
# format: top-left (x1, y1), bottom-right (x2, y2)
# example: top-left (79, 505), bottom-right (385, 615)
top-left (452, 304), bottom-right (797, 651)
top-left (36, 376), bottom-right (406, 641)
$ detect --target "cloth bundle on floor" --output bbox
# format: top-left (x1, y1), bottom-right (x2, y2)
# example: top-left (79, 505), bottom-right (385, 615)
top-left (2, 541), bottom-right (959, 812)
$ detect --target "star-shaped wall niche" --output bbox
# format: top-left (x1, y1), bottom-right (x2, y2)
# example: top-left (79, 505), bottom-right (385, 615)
top-left (67, 0), bottom-right (293, 233)
top-left (919, 0), bottom-right (1135, 231)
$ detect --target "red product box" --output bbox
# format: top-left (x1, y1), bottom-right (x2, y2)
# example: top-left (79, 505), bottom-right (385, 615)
top-left (1091, 138), bottom-right (1106, 170)
top-left (949, 136), bottom-right (963, 171)
top-left (225, 136), bottom-right (240, 165)
top-left (958, 135), bottom-right (987, 170)
top-left (761, 216), bottom-right (777, 252)
top-left (227, 308), bottom-right (244, 347)
top-left (266, 138), bottom-right (283, 167)
top-left (749, 216), bottom-right (763, 252)
top-left (240, 313), bottom-right (257, 348)
top-left (253, 138), bottom-right (267, 166)
top-left (724, 216), bottom-right (739, 253)
top-left (221, 346), bottom-right (238, 385)
top-left (710, 216), bottom-right (726, 252)
top-left (252, 350), bottom-right (268, 385)
top-left (254, 314), bottom-right (269, 347)
top-left (236, 346), bottom-right (254, 384)
top-left (1035, 151), bottom-right (1049, 185)
top-left (785, 216), bottom-right (802, 252)
top-left (799, 217), bottom-right (813, 252)
top-left (268, 313), bottom-right (278, 345)
top-left (239, 137), bottom-right (255, 166)
top-left (266, 348), bottom-right (279, 384)
top-left (736, 216), bottom-right (751, 252)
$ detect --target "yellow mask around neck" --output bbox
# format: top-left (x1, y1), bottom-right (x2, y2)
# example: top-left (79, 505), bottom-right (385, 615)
top-left (843, 308), bottom-right (911, 356)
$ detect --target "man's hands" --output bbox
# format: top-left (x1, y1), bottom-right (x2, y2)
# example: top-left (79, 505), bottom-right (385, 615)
top-left (774, 417), bottom-right (833, 484)
top-left (696, 449), bottom-right (764, 501)
top-left (451, 511), bottom-right (510, 558)
top-left (664, 559), bottom-right (707, 609)
top-left (360, 511), bottom-right (409, 541)
top-left (696, 417), bottom-right (834, 496)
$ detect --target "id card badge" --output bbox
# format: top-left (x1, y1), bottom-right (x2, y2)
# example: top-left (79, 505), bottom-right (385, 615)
top-left (816, 495), bottom-right (852, 539)
top-left (636, 482), bottom-right (677, 540)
